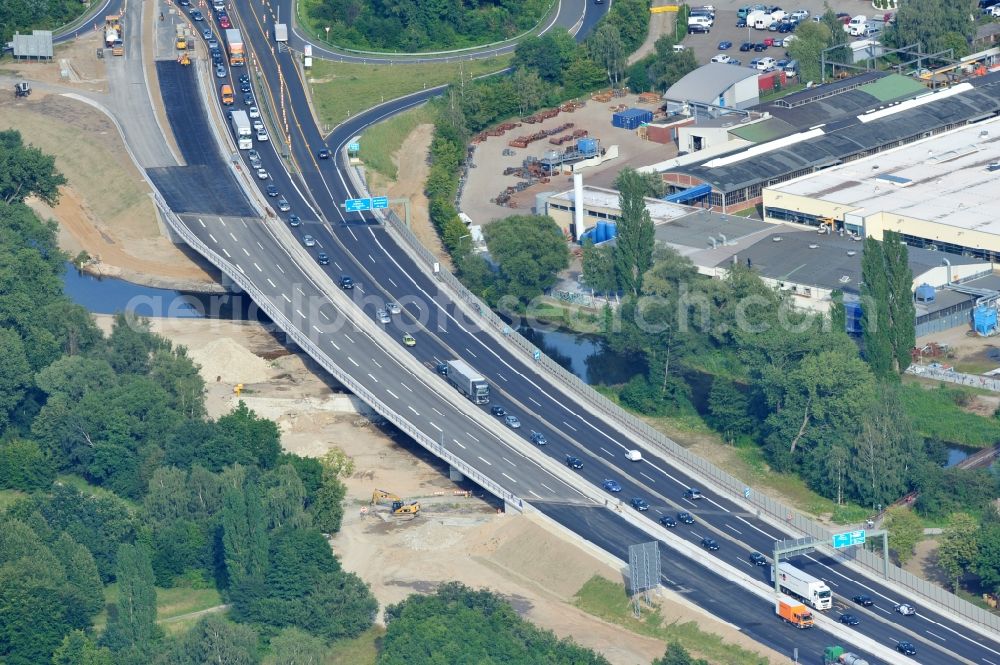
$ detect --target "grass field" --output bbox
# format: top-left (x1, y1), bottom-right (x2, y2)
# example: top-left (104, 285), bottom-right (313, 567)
top-left (574, 576), bottom-right (769, 665)
top-left (324, 625), bottom-right (384, 664)
top-left (359, 104), bottom-right (436, 179)
top-left (308, 56), bottom-right (511, 131)
top-left (94, 584), bottom-right (224, 634)
top-left (900, 382), bottom-right (1000, 448)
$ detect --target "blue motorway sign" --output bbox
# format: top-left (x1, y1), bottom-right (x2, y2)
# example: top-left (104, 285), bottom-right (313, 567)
top-left (372, 196), bottom-right (389, 209)
top-left (344, 197), bottom-right (372, 212)
top-left (832, 529), bottom-right (866, 549)
top-left (348, 142), bottom-right (360, 152)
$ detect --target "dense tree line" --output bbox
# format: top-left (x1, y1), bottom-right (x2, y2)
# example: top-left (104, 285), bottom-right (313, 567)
top-left (885, 0), bottom-right (978, 60)
top-left (0, 0), bottom-right (88, 44)
top-left (302, 0), bottom-right (550, 51)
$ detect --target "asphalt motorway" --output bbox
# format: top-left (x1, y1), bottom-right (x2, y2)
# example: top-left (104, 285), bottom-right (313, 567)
top-left (152, 1), bottom-right (999, 662)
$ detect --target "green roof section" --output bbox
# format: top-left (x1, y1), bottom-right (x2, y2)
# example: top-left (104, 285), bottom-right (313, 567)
top-left (857, 74), bottom-right (927, 102)
top-left (728, 117), bottom-right (795, 142)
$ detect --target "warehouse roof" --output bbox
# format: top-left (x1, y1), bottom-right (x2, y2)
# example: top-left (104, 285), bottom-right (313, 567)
top-left (771, 114), bottom-right (1000, 237)
top-left (665, 76), bottom-right (1000, 193)
top-left (663, 63), bottom-right (759, 104)
top-left (11, 31), bottom-right (53, 59)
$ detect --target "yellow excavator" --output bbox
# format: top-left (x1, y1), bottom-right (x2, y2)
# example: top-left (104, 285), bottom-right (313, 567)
top-left (371, 489), bottom-right (421, 517)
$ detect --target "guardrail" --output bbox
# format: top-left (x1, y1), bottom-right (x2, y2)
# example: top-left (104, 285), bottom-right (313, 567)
top-left (907, 364), bottom-right (1000, 392)
top-left (152, 194), bottom-right (524, 513)
top-left (375, 205), bottom-right (1000, 634)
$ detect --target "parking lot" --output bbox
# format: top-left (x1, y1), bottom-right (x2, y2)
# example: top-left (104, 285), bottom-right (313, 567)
top-left (680, 0), bottom-right (871, 70)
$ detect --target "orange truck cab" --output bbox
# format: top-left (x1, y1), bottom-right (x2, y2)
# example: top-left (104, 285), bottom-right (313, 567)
top-left (220, 84), bottom-right (234, 105)
top-left (776, 595), bottom-right (813, 628)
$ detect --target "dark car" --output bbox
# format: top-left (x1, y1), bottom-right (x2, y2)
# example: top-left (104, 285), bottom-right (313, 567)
top-left (529, 431), bottom-right (548, 445)
top-left (678, 511), bottom-right (694, 524)
top-left (852, 594), bottom-right (874, 607)
top-left (287, 214), bottom-right (301, 227)
top-left (603, 479), bottom-right (622, 493)
top-left (701, 537), bottom-right (720, 551)
top-left (566, 455), bottom-right (583, 469)
top-left (490, 405), bottom-right (506, 417)
top-left (630, 497), bottom-right (650, 511)
top-left (896, 641), bottom-right (917, 656)
top-left (687, 24), bottom-right (709, 34)
top-left (659, 515), bottom-right (677, 527)
top-left (317, 148), bottom-right (331, 159)
top-left (339, 275), bottom-right (354, 289)
top-left (684, 488), bottom-right (703, 500)
top-left (717, 40), bottom-right (733, 50)
top-left (839, 613), bottom-right (860, 626)
top-left (436, 363), bottom-right (449, 375)
top-left (191, 10), bottom-right (204, 21)
top-left (240, 82), bottom-right (251, 93)
top-left (749, 551), bottom-right (766, 566)
top-left (243, 92), bottom-right (253, 105)
top-left (239, 73), bottom-right (250, 84)
top-left (211, 49), bottom-right (223, 64)
top-left (778, 22), bottom-right (795, 32)
top-left (754, 42), bottom-right (768, 52)
top-left (740, 41), bottom-right (753, 51)
top-left (736, 18), bottom-right (747, 27)
top-left (317, 252), bottom-right (330, 265)
top-left (265, 184), bottom-right (278, 197)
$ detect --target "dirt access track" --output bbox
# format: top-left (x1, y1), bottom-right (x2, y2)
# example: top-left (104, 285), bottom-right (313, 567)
top-left (109, 315), bottom-right (782, 664)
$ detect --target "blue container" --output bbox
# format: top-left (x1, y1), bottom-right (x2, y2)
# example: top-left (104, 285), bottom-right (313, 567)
top-left (577, 138), bottom-right (598, 156)
top-left (595, 221), bottom-right (609, 243)
top-left (612, 108), bottom-right (654, 130)
top-left (845, 302), bottom-right (863, 335)
top-left (606, 222), bottom-right (617, 241)
top-left (579, 229), bottom-right (594, 244)
top-left (974, 305), bottom-right (998, 336)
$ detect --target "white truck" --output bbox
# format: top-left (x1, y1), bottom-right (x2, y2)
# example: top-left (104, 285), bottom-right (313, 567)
top-left (446, 359), bottom-right (490, 404)
top-left (231, 110), bottom-right (253, 150)
top-left (771, 562), bottom-right (832, 610)
top-left (274, 23), bottom-right (288, 43)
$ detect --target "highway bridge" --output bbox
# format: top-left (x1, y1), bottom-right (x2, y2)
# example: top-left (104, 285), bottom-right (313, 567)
top-left (53, 0), bottom-right (1000, 661)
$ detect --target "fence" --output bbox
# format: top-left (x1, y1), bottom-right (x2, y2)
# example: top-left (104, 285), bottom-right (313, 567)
top-left (376, 202), bottom-right (1000, 634)
top-left (907, 364), bottom-right (1000, 393)
top-left (153, 195), bottom-right (524, 513)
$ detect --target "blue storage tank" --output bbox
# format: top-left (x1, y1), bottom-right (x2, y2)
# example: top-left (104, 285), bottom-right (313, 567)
top-left (579, 228), bottom-right (595, 244)
top-left (974, 305), bottom-right (998, 336)
top-left (606, 222), bottom-right (617, 241)
top-left (595, 221), bottom-right (609, 243)
top-left (915, 283), bottom-right (936, 303)
top-left (845, 302), bottom-right (863, 335)
top-left (577, 137), bottom-right (599, 156)
top-left (612, 108), bottom-right (654, 130)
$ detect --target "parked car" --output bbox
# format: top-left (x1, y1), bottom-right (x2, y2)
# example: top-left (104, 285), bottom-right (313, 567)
top-left (387, 302), bottom-right (401, 314)
top-left (717, 40), bottom-right (733, 50)
top-left (711, 54), bottom-right (732, 63)
top-left (602, 479), bottom-right (622, 493)
top-left (687, 24), bottom-right (710, 34)
top-left (728, 58), bottom-right (742, 66)
top-left (790, 9), bottom-right (809, 21)
top-left (504, 415), bottom-right (521, 429)
top-left (529, 431), bottom-right (548, 445)
top-left (754, 42), bottom-right (768, 52)
top-left (755, 57), bottom-right (777, 71)
top-left (630, 497), bottom-right (650, 511)
top-left (749, 551), bottom-right (767, 566)
top-left (777, 21), bottom-right (795, 32)
top-left (677, 511), bottom-right (695, 524)
top-left (659, 515), bottom-right (677, 527)
top-left (565, 455), bottom-right (583, 469)
top-left (701, 537), bottom-right (720, 551)
top-left (852, 594), bottom-right (874, 607)
top-left (740, 41), bottom-right (754, 51)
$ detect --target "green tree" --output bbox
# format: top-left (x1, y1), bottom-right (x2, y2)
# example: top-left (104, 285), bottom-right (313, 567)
top-left (847, 385), bottom-right (919, 509)
top-left (626, 54), bottom-right (656, 92)
top-left (484, 215), bottom-right (569, 304)
top-left (513, 30), bottom-right (578, 84)
top-left (976, 520), bottom-right (1000, 594)
top-left (0, 130), bottom-right (67, 204)
top-left (0, 326), bottom-right (32, 429)
top-left (222, 478), bottom-right (269, 591)
top-left (0, 438), bottom-right (55, 490)
top-left (52, 631), bottom-right (113, 665)
top-left (648, 36), bottom-right (698, 90)
top-left (563, 55), bottom-right (608, 96)
top-left (883, 231), bottom-right (916, 374)
top-left (706, 379), bottom-right (753, 443)
top-left (511, 67), bottom-right (545, 119)
top-left (267, 627), bottom-right (326, 665)
top-left (653, 642), bottom-right (709, 665)
top-left (614, 169), bottom-right (655, 296)
top-left (829, 289), bottom-right (846, 333)
top-left (861, 236), bottom-right (894, 378)
top-left (102, 543), bottom-right (158, 658)
top-left (886, 0), bottom-right (976, 58)
top-left (156, 615), bottom-right (259, 665)
top-left (786, 21), bottom-right (833, 83)
top-left (54, 532), bottom-right (105, 616)
top-left (589, 24), bottom-right (627, 88)
top-left (581, 240), bottom-right (618, 294)
top-left (216, 402), bottom-right (281, 469)
top-left (937, 512), bottom-right (980, 592)
top-left (614, 168), bottom-right (666, 199)
top-left (883, 506), bottom-right (925, 566)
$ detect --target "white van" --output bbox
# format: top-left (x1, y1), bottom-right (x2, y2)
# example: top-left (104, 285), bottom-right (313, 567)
top-left (845, 15), bottom-right (867, 34)
top-left (688, 15), bottom-right (713, 29)
top-left (752, 13), bottom-right (771, 29)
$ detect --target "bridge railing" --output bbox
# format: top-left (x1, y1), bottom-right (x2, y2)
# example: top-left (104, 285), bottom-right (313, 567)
top-left (378, 206), bottom-right (1000, 634)
top-left (153, 196), bottom-right (523, 513)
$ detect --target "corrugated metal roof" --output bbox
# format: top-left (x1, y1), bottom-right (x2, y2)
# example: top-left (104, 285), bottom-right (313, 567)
top-left (728, 117), bottom-right (795, 142)
top-left (12, 31), bottom-right (53, 58)
top-left (857, 74), bottom-right (927, 102)
top-left (663, 63), bottom-right (759, 104)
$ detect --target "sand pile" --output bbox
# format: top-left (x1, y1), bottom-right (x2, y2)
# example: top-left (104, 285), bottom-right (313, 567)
top-left (188, 337), bottom-right (273, 384)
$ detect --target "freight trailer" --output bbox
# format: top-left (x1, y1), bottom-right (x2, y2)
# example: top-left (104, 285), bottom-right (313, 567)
top-left (771, 562), bottom-right (832, 610)
top-left (226, 28), bottom-right (245, 66)
top-left (446, 359), bottom-right (490, 404)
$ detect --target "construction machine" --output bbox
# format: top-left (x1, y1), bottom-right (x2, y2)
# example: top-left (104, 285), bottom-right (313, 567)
top-left (104, 15), bottom-right (124, 56)
top-left (14, 82), bottom-right (31, 98)
top-left (370, 489), bottom-right (421, 517)
top-left (177, 52), bottom-right (191, 66)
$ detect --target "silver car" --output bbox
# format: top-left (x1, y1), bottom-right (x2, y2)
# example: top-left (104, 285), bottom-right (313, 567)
top-left (504, 415), bottom-right (521, 429)
top-left (277, 197), bottom-right (290, 212)
top-left (387, 302), bottom-right (401, 315)
top-left (376, 309), bottom-right (390, 324)
top-left (303, 235), bottom-right (315, 247)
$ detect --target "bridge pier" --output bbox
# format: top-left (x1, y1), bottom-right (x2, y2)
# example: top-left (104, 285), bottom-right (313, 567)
top-left (448, 466), bottom-right (465, 483)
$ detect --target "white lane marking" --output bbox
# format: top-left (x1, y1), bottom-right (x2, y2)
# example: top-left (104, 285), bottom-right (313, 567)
top-left (386, 389), bottom-right (399, 399)
top-left (219, 218), bottom-right (227, 227)
top-left (401, 382), bottom-right (413, 392)
top-left (724, 524), bottom-right (743, 535)
top-left (432, 407), bottom-right (444, 416)
top-left (321, 311), bottom-right (330, 320)
top-left (875, 606), bottom-right (891, 615)
top-left (236, 263), bottom-right (244, 273)
top-left (329, 340), bottom-right (340, 351)
top-left (528, 397), bottom-right (542, 406)
top-left (501, 472), bottom-right (516, 483)
top-left (451, 438), bottom-right (467, 449)
top-left (275, 264), bottom-right (285, 274)
top-left (257, 241), bottom-right (263, 250)
top-left (640, 472), bottom-right (656, 483)
top-left (229, 232), bottom-right (238, 242)
top-left (347, 226), bottom-right (358, 241)
top-left (367, 373), bottom-right (378, 383)
top-left (408, 405), bottom-right (419, 416)
top-left (281, 294), bottom-right (291, 303)
top-left (925, 630), bottom-right (945, 642)
top-left (530, 490), bottom-right (541, 499)
top-left (496, 373), bottom-right (508, 382)
top-left (199, 219), bottom-right (206, 228)
top-left (466, 348), bottom-right (477, 358)
top-left (541, 483), bottom-right (554, 493)
top-left (467, 433), bottom-right (479, 442)
top-left (502, 457), bottom-right (515, 466)
top-left (296, 287), bottom-right (305, 295)
top-left (563, 421), bottom-right (578, 432)
top-left (344, 334), bottom-right (355, 343)
top-left (312, 325), bottom-right (323, 334)
top-left (244, 248), bottom-right (251, 257)
top-left (372, 358), bottom-right (382, 368)
top-left (369, 253), bottom-right (375, 263)
top-left (347, 357), bottom-right (359, 367)
top-left (296, 309), bottom-right (305, 318)
top-left (477, 456), bottom-right (492, 466)
top-left (387, 277), bottom-right (397, 287)
top-left (599, 447), bottom-right (614, 457)
top-left (267, 278), bottom-right (276, 288)
top-left (429, 422), bottom-right (442, 432)
top-left (209, 233), bottom-right (218, 243)
top-left (223, 248), bottom-right (231, 258)
top-left (335, 262), bottom-right (342, 270)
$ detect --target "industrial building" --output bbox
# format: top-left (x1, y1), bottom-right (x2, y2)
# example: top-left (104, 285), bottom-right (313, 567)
top-left (8, 31), bottom-right (53, 61)
top-left (662, 63), bottom-right (762, 112)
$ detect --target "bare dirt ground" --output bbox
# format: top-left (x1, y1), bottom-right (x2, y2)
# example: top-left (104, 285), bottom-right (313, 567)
top-left (364, 123), bottom-right (451, 267)
top-left (0, 90), bottom-right (218, 290)
top-left (109, 314), bottom-right (781, 664)
top-left (461, 92), bottom-right (674, 227)
top-left (0, 33), bottom-right (108, 93)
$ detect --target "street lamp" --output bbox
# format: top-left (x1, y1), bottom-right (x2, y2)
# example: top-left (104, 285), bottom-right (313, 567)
top-left (325, 26), bottom-right (330, 44)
